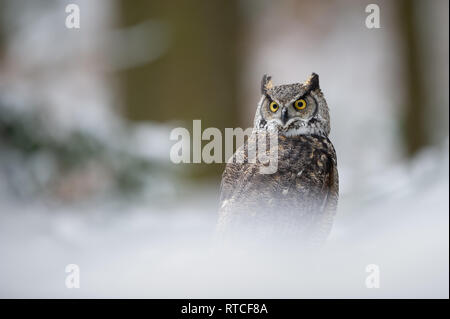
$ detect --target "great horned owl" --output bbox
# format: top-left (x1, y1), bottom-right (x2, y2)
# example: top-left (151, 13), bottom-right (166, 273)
top-left (217, 73), bottom-right (338, 245)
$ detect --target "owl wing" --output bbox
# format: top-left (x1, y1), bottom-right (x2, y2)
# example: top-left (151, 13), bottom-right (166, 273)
top-left (308, 140), bottom-right (339, 243)
top-left (217, 134), bottom-right (269, 238)
top-left (217, 144), bottom-right (254, 221)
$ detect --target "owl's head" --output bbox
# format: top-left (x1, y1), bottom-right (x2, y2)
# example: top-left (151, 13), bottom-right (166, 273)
top-left (254, 73), bottom-right (331, 137)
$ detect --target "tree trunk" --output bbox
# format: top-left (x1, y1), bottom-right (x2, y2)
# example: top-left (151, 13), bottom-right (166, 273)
top-left (397, 0), bottom-right (429, 157)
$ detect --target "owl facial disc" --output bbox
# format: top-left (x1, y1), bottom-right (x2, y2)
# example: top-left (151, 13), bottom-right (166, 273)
top-left (254, 73), bottom-right (331, 137)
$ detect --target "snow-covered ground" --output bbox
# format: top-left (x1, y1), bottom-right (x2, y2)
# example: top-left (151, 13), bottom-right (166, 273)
top-left (0, 142), bottom-right (448, 298)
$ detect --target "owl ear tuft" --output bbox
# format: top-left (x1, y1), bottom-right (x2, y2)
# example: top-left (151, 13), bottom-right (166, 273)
top-left (306, 73), bottom-right (320, 91)
top-left (261, 74), bottom-right (273, 94)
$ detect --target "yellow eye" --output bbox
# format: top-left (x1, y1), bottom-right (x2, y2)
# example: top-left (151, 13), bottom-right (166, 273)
top-left (269, 101), bottom-right (279, 113)
top-left (294, 99), bottom-right (307, 110)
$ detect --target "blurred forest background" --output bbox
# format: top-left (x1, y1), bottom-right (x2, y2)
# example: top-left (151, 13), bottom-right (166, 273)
top-left (0, 0), bottom-right (448, 298)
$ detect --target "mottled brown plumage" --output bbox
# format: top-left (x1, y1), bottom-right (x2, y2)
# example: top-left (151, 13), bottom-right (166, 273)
top-left (217, 73), bottom-right (339, 245)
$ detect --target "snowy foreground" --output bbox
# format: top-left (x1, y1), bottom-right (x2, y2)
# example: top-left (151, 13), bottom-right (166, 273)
top-left (0, 145), bottom-right (448, 298)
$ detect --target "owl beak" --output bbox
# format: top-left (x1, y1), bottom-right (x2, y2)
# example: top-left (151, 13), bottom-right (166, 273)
top-left (281, 107), bottom-right (288, 125)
